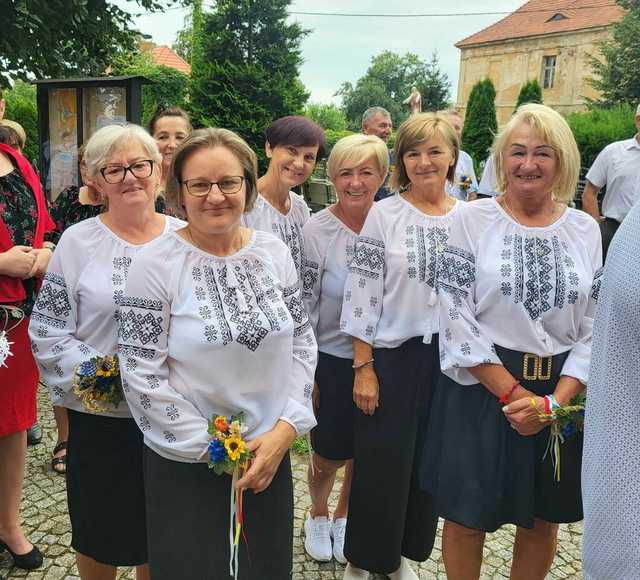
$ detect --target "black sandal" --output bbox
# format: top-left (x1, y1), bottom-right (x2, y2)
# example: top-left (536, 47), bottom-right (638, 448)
top-left (51, 441), bottom-right (67, 474)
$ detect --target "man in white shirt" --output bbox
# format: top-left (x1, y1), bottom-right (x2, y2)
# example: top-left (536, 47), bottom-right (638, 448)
top-left (362, 106), bottom-right (394, 200)
top-left (477, 154), bottom-right (498, 198)
top-left (582, 103), bottom-right (640, 257)
top-left (441, 109), bottom-right (478, 201)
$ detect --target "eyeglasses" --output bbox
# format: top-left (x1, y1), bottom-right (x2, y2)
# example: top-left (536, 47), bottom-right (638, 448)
top-left (100, 160), bottom-right (154, 183)
top-left (181, 176), bottom-right (245, 196)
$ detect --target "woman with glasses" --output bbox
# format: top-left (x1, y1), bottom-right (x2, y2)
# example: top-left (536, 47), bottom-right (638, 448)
top-left (242, 116), bottom-right (325, 279)
top-left (29, 124), bottom-right (184, 580)
top-left (116, 128), bottom-right (317, 579)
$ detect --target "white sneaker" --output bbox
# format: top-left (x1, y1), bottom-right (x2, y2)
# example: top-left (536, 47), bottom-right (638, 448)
top-left (343, 562), bottom-right (370, 579)
top-left (331, 517), bottom-right (347, 564)
top-left (388, 557), bottom-right (419, 580)
top-left (304, 514), bottom-right (332, 562)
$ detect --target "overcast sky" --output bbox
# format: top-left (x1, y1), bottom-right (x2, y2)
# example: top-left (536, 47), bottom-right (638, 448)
top-left (125, 0), bottom-right (526, 105)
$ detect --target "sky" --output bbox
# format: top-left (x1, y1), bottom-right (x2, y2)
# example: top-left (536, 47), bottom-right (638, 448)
top-left (124, 0), bottom-right (527, 106)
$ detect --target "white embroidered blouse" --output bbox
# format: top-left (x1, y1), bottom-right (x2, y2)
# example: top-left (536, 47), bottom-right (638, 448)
top-left (117, 230), bottom-right (317, 463)
top-left (340, 194), bottom-right (461, 348)
top-left (438, 198), bottom-right (602, 385)
top-left (241, 191), bottom-right (311, 280)
top-left (28, 215), bottom-right (185, 417)
top-left (302, 208), bottom-right (358, 359)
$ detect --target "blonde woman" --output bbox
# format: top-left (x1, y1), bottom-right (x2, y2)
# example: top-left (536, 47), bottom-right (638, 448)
top-left (302, 134), bottom-right (389, 565)
top-left (340, 113), bottom-right (462, 580)
top-left (423, 104), bottom-right (601, 579)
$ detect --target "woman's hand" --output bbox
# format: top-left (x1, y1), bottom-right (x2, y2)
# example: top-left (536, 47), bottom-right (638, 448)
top-left (27, 248), bottom-right (53, 278)
top-left (236, 420), bottom-right (296, 493)
top-left (353, 365), bottom-right (379, 416)
top-left (503, 395), bottom-right (551, 436)
top-left (0, 246), bottom-right (36, 278)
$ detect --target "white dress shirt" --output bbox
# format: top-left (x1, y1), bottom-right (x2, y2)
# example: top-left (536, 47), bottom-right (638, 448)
top-left (241, 191), bottom-right (311, 279)
top-left (303, 208), bottom-right (358, 359)
top-left (477, 154), bottom-right (499, 196)
top-left (29, 215), bottom-right (185, 417)
top-left (341, 193), bottom-right (461, 348)
top-left (438, 198), bottom-right (602, 385)
top-left (117, 230), bottom-right (317, 463)
top-left (586, 137), bottom-right (640, 222)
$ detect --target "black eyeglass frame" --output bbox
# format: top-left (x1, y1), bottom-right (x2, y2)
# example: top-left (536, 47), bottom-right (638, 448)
top-left (99, 160), bottom-right (155, 184)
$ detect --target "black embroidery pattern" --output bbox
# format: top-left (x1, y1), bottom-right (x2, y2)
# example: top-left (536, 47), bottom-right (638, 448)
top-left (283, 282), bottom-right (311, 338)
top-left (425, 226), bottom-right (448, 288)
top-left (112, 257), bottom-right (132, 304)
top-left (118, 344), bottom-right (155, 360)
top-left (591, 267), bottom-right (604, 302)
top-left (272, 219), bottom-right (305, 278)
top-left (35, 279), bottom-right (72, 319)
top-left (164, 430), bottom-right (176, 443)
top-left (439, 244), bottom-right (476, 305)
top-left (302, 258), bottom-right (319, 301)
top-left (349, 236), bottom-right (385, 280)
top-left (502, 234), bottom-right (580, 320)
top-left (202, 265), bottom-right (233, 346)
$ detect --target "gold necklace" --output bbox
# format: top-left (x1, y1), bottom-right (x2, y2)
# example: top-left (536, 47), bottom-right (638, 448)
top-left (503, 195), bottom-right (558, 227)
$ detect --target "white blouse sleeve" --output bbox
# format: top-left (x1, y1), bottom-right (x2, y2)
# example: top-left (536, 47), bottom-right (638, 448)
top-left (438, 209), bottom-right (501, 384)
top-left (29, 231), bottom-right (103, 404)
top-left (118, 250), bottom-right (210, 461)
top-left (278, 253), bottom-right (318, 435)
top-left (560, 225), bottom-right (603, 384)
top-left (340, 207), bottom-right (385, 345)
top-left (301, 221), bottom-right (325, 334)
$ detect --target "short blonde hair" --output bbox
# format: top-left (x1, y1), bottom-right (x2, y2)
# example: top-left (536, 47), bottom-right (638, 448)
top-left (0, 120), bottom-right (26, 150)
top-left (83, 124), bottom-right (161, 178)
top-left (390, 113), bottom-right (459, 191)
top-left (166, 128), bottom-right (258, 216)
top-left (327, 134), bottom-right (389, 182)
top-left (493, 103), bottom-right (580, 202)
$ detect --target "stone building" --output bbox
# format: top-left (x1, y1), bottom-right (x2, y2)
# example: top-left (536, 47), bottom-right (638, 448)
top-left (455, 0), bottom-right (624, 125)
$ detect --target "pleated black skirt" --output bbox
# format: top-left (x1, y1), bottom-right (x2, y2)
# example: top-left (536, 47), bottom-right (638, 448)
top-left (66, 409), bottom-right (148, 566)
top-left (421, 345), bottom-right (583, 532)
top-left (143, 446), bottom-right (293, 580)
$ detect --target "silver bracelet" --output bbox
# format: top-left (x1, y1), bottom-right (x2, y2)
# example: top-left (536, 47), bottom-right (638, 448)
top-left (352, 358), bottom-right (374, 369)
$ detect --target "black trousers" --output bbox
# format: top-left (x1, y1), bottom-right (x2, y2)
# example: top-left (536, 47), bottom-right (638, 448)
top-left (144, 447), bottom-right (293, 580)
top-left (344, 336), bottom-right (439, 574)
top-left (601, 217), bottom-right (621, 260)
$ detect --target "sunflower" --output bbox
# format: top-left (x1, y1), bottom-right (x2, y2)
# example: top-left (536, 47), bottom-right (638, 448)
top-left (224, 435), bottom-right (245, 462)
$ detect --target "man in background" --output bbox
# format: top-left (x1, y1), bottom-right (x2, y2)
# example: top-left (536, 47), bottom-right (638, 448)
top-left (441, 109), bottom-right (478, 201)
top-left (362, 106), bottom-right (394, 200)
top-left (582, 103), bottom-right (640, 258)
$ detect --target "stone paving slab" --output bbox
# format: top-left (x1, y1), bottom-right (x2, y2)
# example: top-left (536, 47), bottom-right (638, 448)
top-left (1, 392), bottom-right (583, 579)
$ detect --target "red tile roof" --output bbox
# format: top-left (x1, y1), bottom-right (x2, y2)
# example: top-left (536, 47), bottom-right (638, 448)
top-left (149, 45), bottom-right (191, 75)
top-left (456, 0), bottom-right (624, 48)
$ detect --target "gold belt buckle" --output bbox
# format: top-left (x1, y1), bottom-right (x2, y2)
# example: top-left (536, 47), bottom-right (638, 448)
top-left (522, 353), bottom-right (552, 381)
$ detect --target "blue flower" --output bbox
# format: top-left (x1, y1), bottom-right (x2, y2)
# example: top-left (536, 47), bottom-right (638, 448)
top-left (77, 360), bottom-right (97, 377)
top-left (208, 439), bottom-right (227, 464)
top-left (560, 422), bottom-right (577, 439)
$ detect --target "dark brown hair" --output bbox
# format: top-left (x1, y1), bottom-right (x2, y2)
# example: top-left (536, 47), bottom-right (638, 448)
top-left (265, 116), bottom-right (326, 158)
top-left (148, 106), bottom-right (193, 137)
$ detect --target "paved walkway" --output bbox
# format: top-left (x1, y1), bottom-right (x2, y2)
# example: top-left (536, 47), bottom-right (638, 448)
top-left (2, 392), bottom-right (584, 579)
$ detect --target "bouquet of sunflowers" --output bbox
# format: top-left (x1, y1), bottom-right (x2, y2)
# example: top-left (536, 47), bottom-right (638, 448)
top-left (73, 355), bottom-right (124, 413)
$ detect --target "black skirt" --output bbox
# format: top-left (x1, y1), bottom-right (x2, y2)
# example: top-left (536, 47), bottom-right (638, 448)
top-left (310, 351), bottom-right (355, 461)
top-left (144, 446), bottom-right (293, 580)
top-left (421, 346), bottom-right (583, 532)
top-left (66, 409), bottom-right (148, 566)
top-left (344, 336), bottom-right (439, 574)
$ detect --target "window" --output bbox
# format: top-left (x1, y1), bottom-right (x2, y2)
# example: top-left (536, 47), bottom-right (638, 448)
top-left (547, 13), bottom-right (567, 22)
top-left (542, 55), bottom-right (557, 89)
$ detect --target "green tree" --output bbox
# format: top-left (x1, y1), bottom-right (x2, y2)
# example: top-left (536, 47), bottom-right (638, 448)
top-left (3, 80), bottom-right (38, 163)
top-left (1, 0), bottom-right (186, 87)
top-left (189, 0), bottom-right (309, 161)
top-left (305, 103), bottom-right (348, 131)
top-left (111, 52), bottom-right (190, 127)
top-left (462, 79), bottom-right (498, 168)
top-left (336, 51), bottom-right (450, 130)
top-left (515, 79), bottom-right (543, 111)
top-left (589, 0), bottom-right (640, 106)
